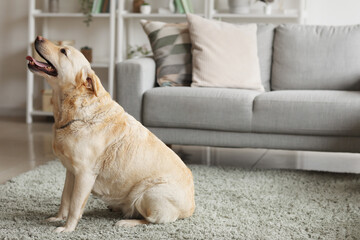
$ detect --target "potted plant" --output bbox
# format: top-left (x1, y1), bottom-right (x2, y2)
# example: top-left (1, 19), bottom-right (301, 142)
top-left (79, 0), bottom-right (94, 26)
top-left (140, 2), bottom-right (152, 14)
top-left (127, 45), bottom-right (151, 59)
top-left (258, 0), bottom-right (274, 15)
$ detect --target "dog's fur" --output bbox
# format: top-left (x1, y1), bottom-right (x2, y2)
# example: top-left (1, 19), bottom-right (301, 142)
top-left (27, 36), bottom-right (195, 232)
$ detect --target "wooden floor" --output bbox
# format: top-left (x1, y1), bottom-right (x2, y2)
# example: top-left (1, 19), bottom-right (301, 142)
top-left (1, 117), bottom-right (360, 184)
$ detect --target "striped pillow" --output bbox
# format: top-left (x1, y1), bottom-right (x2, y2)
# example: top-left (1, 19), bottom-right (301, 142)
top-left (140, 20), bottom-right (192, 87)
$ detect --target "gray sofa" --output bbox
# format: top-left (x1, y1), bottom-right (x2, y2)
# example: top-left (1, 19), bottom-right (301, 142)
top-left (116, 24), bottom-right (360, 153)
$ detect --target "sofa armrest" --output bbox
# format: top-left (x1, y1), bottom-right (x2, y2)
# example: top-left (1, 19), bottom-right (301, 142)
top-left (116, 58), bottom-right (156, 122)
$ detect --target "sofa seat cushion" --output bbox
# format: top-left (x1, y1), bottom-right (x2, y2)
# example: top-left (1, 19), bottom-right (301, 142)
top-left (143, 87), bottom-right (262, 132)
top-left (253, 90), bottom-right (360, 136)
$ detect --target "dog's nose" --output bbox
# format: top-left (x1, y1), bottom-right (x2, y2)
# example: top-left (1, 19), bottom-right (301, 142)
top-left (36, 36), bottom-right (44, 42)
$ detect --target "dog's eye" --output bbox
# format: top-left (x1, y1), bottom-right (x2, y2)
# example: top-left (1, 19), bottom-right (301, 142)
top-left (60, 48), bottom-right (67, 56)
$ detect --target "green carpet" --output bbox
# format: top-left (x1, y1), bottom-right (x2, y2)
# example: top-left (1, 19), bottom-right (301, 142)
top-left (0, 160), bottom-right (359, 239)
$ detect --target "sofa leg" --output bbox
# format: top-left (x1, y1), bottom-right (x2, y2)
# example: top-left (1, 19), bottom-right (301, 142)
top-left (205, 147), bottom-right (211, 166)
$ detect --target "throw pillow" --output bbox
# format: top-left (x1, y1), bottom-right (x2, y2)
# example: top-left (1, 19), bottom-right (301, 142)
top-left (187, 14), bottom-right (264, 91)
top-left (140, 19), bottom-right (192, 87)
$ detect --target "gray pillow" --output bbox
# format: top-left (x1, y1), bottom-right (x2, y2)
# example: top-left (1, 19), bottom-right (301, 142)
top-left (272, 24), bottom-right (360, 90)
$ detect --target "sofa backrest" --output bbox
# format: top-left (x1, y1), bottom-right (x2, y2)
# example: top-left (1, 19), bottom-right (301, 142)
top-left (271, 24), bottom-right (360, 91)
top-left (257, 24), bottom-right (276, 91)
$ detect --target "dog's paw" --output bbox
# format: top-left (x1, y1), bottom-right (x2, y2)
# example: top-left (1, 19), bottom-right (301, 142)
top-left (47, 216), bottom-right (65, 222)
top-left (54, 226), bottom-right (74, 233)
top-left (54, 227), bottom-right (66, 233)
top-left (115, 219), bottom-right (148, 227)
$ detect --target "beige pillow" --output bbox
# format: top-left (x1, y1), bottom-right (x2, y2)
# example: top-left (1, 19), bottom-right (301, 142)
top-left (187, 14), bottom-right (264, 91)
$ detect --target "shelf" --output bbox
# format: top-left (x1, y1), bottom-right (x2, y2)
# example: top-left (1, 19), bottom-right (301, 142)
top-left (213, 9), bottom-right (299, 19)
top-left (33, 12), bottom-right (110, 18)
top-left (122, 13), bottom-right (205, 19)
top-left (91, 61), bottom-right (109, 68)
top-left (31, 110), bottom-right (53, 117)
top-left (30, 61), bottom-right (109, 71)
top-left (213, 13), bottom-right (299, 19)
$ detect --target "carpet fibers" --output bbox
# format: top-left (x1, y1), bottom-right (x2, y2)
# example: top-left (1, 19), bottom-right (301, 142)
top-left (0, 160), bottom-right (359, 239)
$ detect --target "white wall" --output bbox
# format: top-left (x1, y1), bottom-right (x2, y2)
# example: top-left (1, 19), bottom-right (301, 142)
top-left (306, 0), bottom-right (360, 25)
top-left (1, 0), bottom-right (360, 117)
top-left (0, 1), bottom-right (28, 116)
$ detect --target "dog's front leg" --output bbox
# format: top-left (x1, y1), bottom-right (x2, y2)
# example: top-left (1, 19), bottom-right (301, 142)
top-left (55, 172), bottom-right (96, 233)
top-left (47, 170), bottom-right (74, 222)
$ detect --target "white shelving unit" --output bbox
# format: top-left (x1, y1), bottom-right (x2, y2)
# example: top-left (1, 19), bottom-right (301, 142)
top-left (121, 13), bottom-right (205, 19)
top-left (26, 0), bottom-right (116, 123)
top-left (116, 0), bottom-right (209, 62)
top-left (116, 0), bottom-right (306, 62)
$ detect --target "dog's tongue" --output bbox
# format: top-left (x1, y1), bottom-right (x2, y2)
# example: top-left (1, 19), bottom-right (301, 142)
top-left (26, 56), bottom-right (49, 68)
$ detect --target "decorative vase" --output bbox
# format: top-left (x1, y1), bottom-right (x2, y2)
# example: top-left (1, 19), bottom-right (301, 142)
top-left (49, 0), bottom-right (59, 13)
top-left (228, 0), bottom-right (250, 14)
top-left (168, 0), bottom-right (175, 13)
top-left (81, 47), bottom-right (92, 63)
top-left (133, 0), bottom-right (144, 13)
top-left (264, 4), bottom-right (272, 15)
top-left (140, 4), bottom-right (151, 14)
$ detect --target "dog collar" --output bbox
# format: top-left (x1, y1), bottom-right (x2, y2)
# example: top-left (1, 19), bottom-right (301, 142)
top-left (58, 119), bottom-right (83, 130)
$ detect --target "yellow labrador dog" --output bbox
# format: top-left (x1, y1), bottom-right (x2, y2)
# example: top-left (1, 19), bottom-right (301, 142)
top-left (26, 36), bottom-right (195, 233)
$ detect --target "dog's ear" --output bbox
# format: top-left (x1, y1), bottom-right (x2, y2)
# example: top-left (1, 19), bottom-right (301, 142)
top-left (78, 67), bottom-right (99, 97)
top-left (85, 74), bottom-right (99, 97)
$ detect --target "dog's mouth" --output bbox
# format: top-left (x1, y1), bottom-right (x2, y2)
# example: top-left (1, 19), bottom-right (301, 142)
top-left (26, 48), bottom-right (58, 77)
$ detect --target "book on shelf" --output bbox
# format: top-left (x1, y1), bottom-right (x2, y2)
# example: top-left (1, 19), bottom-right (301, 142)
top-left (174, 0), bottom-right (185, 14)
top-left (174, 0), bottom-right (193, 14)
top-left (181, 0), bottom-right (193, 14)
top-left (101, 0), bottom-right (110, 13)
top-left (92, 0), bottom-right (110, 14)
top-left (92, 0), bottom-right (100, 13)
top-left (188, 0), bottom-right (194, 13)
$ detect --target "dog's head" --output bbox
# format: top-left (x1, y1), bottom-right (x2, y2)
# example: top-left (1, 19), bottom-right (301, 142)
top-left (26, 36), bottom-right (91, 90)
